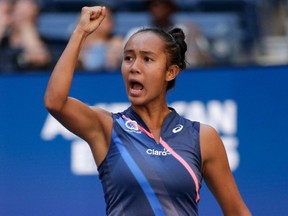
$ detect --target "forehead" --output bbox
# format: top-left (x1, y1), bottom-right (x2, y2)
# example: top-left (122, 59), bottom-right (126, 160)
top-left (125, 31), bottom-right (165, 52)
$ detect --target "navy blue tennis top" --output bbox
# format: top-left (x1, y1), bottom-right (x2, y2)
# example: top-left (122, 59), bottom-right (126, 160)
top-left (98, 107), bottom-right (202, 216)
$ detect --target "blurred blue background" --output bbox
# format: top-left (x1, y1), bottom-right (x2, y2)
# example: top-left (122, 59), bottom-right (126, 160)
top-left (1, 65), bottom-right (288, 215)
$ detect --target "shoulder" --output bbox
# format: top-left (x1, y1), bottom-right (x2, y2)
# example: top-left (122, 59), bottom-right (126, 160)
top-left (200, 123), bottom-right (219, 140)
top-left (199, 123), bottom-right (225, 164)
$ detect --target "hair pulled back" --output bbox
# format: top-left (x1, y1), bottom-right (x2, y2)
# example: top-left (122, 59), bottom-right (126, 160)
top-left (133, 27), bottom-right (187, 91)
top-left (168, 28), bottom-right (187, 71)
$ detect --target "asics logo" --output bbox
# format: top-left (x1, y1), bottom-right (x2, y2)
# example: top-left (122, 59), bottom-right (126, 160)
top-left (172, 124), bottom-right (183, 133)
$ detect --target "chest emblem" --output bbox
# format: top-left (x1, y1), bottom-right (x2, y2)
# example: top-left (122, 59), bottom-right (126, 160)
top-left (125, 120), bottom-right (139, 131)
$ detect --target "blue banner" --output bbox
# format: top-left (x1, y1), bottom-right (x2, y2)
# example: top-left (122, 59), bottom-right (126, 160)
top-left (1, 65), bottom-right (288, 215)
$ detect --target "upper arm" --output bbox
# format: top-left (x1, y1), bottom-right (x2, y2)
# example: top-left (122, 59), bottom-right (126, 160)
top-left (48, 97), bottom-right (113, 164)
top-left (200, 124), bottom-right (251, 216)
top-left (50, 97), bottom-right (112, 142)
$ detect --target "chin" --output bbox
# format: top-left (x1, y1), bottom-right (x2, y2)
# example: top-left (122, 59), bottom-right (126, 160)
top-left (129, 97), bottom-right (146, 106)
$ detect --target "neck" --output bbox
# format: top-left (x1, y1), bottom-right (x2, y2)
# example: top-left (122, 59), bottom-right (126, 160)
top-left (132, 104), bottom-right (171, 142)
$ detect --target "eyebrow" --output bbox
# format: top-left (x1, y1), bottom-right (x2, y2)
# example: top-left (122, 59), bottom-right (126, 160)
top-left (124, 49), bottom-right (157, 56)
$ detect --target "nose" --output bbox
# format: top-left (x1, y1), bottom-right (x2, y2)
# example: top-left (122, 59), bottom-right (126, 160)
top-left (130, 58), bottom-right (141, 74)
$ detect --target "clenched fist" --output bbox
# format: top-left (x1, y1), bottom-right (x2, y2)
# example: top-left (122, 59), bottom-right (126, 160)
top-left (76, 6), bottom-right (106, 36)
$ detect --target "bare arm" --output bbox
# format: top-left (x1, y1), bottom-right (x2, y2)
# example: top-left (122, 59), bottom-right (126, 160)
top-left (200, 124), bottom-right (251, 216)
top-left (44, 6), bottom-right (112, 165)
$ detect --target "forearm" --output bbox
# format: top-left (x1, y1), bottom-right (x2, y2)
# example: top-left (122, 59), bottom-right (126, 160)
top-left (44, 6), bottom-right (106, 112)
top-left (44, 27), bottom-right (88, 112)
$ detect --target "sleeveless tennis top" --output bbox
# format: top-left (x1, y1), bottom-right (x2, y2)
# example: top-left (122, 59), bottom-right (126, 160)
top-left (98, 107), bottom-right (202, 216)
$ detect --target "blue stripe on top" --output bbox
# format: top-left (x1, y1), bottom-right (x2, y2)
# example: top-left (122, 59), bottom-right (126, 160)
top-left (112, 129), bottom-right (166, 216)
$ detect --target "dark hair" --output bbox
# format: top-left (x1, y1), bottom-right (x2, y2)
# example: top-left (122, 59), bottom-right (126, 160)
top-left (132, 27), bottom-right (187, 91)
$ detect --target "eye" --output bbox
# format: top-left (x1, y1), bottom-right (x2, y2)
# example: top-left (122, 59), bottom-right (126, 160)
top-left (124, 55), bottom-right (133, 62)
top-left (144, 57), bottom-right (153, 62)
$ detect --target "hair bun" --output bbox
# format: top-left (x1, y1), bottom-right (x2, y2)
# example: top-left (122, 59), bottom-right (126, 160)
top-left (169, 28), bottom-right (187, 69)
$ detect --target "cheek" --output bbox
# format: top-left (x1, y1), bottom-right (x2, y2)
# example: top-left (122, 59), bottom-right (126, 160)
top-left (147, 71), bottom-right (167, 89)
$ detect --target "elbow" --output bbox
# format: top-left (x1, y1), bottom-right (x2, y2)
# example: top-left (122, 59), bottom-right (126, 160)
top-left (44, 93), bottom-right (65, 114)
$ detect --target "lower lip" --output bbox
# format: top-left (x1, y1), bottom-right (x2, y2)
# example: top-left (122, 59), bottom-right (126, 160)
top-left (129, 88), bottom-right (143, 97)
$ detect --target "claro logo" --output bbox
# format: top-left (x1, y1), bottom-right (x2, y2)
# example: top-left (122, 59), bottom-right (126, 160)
top-left (41, 100), bottom-right (239, 175)
top-left (146, 148), bottom-right (171, 156)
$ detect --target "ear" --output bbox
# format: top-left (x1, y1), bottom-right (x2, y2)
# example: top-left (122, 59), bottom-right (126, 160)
top-left (166, 65), bottom-right (180, 82)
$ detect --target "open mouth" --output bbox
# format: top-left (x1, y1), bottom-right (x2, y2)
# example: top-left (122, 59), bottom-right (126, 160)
top-left (130, 81), bottom-right (144, 90)
top-left (129, 80), bottom-right (144, 96)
